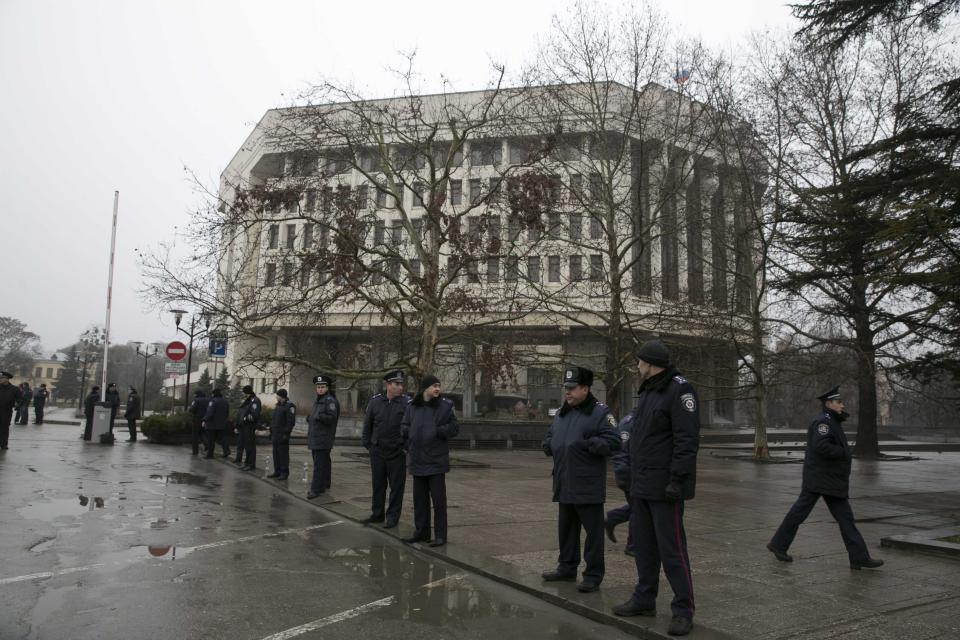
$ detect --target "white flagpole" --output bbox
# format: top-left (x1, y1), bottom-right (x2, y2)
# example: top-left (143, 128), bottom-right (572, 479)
top-left (101, 191), bottom-right (119, 401)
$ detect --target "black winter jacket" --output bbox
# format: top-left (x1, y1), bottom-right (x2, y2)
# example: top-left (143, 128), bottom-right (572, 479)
top-left (124, 392), bottom-right (140, 419)
top-left (271, 398), bottom-right (296, 441)
top-left (802, 409), bottom-right (853, 498)
top-left (307, 392), bottom-right (339, 450)
top-left (236, 394), bottom-right (262, 427)
top-left (203, 396), bottom-right (229, 430)
top-left (362, 393), bottom-right (411, 459)
top-left (401, 394), bottom-right (459, 476)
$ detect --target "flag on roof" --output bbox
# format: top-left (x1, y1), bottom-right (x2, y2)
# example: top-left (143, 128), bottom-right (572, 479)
top-left (674, 68), bottom-right (691, 85)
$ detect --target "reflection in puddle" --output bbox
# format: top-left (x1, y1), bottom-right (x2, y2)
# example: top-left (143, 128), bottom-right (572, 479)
top-left (18, 498), bottom-right (92, 521)
top-left (149, 472), bottom-right (207, 485)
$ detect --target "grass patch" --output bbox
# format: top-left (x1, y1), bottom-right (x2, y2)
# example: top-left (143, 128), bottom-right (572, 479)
top-left (938, 534), bottom-right (960, 544)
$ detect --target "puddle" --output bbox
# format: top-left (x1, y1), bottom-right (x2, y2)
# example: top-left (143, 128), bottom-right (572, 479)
top-left (150, 517), bottom-right (180, 529)
top-left (18, 498), bottom-right (91, 521)
top-left (149, 472), bottom-right (207, 485)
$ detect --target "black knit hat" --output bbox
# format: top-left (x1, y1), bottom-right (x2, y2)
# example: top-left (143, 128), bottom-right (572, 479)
top-left (242, 384), bottom-right (254, 394)
top-left (419, 374), bottom-right (441, 390)
top-left (276, 388), bottom-right (288, 398)
top-left (637, 339), bottom-right (671, 368)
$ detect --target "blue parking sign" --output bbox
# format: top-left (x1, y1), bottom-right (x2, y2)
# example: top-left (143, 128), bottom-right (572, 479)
top-left (209, 337), bottom-right (227, 357)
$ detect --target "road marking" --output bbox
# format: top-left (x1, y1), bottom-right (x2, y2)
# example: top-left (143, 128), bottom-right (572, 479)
top-left (0, 521), bottom-right (342, 586)
top-left (258, 596), bottom-right (396, 640)
top-left (422, 573), bottom-right (466, 589)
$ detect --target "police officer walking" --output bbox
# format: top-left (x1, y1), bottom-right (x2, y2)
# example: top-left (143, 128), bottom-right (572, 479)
top-left (16, 382), bottom-right (31, 425)
top-left (307, 375), bottom-right (339, 499)
top-left (235, 385), bottom-right (262, 471)
top-left (124, 387), bottom-right (140, 441)
top-left (82, 385), bottom-right (100, 441)
top-left (0, 372), bottom-right (22, 450)
top-left (362, 370), bottom-right (410, 528)
top-left (400, 374), bottom-right (459, 547)
top-left (33, 383), bottom-right (49, 424)
top-left (541, 365), bottom-right (620, 593)
top-left (188, 390), bottom-right (207, 455)
top-left (202, 388), bottom-right (231, 459)
top-left (267, 389), bottom-right (296, 479)
top-left (767, 386), bottom-right (883, 570)
top-left (613, 340), bottom-right (699, 637)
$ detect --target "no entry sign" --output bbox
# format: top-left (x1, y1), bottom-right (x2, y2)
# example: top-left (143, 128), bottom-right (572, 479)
top-left (165, 341), bottom-right (187, 361)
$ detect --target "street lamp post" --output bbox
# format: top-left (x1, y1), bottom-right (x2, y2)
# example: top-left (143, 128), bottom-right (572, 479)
top-left (170, 310), bottom-right (211, 411)
top-left (131, 342), bottom-right (160, 414)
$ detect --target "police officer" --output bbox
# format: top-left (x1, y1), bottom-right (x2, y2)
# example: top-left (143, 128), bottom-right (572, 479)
top-left (105, 383), bottom-right (121, 433)
top-left (267, 389), bottom-right (296, 479)
top-left (613, 340), bottom-right (699, 638)
top-left (202, 388), bottom-right (231, 459)
top-left (235, 385), bottom-right (262, 471)
top-left (33, 383), bottom-right (49, 424)
top-left (307, 374), bottom-right (339, 499)
top-left (541, 365), bottom-right (620, 593)
top-left (188, 390), bottom-right (208, 455)
top-left (16, 383), bottom-right (32, 425)
top-left (606, 414), bottom-right (636, 556)
top-left (400, 374), bottom-right (459, 547)
top-left (83, 385), bottom-right (100, 441)
top-left (124, 387), bottom-right (140, 441)
top-left (362, 370), bottom-right (410, 528)
top-left (768, 386), bottom-right (883, 569)
top-left (0, 372), bottom-right (22, 449)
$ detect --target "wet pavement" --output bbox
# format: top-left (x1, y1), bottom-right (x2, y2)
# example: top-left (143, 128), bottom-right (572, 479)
top-left (7, 413), bottom-right (960, 639)
top-left (1, 424), bottom-right (638, 640)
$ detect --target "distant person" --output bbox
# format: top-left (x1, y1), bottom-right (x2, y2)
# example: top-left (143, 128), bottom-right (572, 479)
top-left (33, 383), bottom-right (49, 425)
top-left (607, 414), bottom-right (636, 556)
top-left (188, 390), bottom-right (208, 455)
top-left (202, 388), bottom-right (231, 459)
top-left (83, 385), bottom-right (100, 441)
top-left (767, 385), bottom-right (883, 570)
top-left (267, 389), bottom-right (296, 480)
top-left (105, 383), bottom-right (121, 433)
top-left (361, 370), bottom-right (410, 528)
top-left (306, 375), bottom-right (339, 499)
top-left (400, 375), bottom-right (459, 548)
top-left (124, 387), bottom-right (140, 442)
top-left (15, 382), bottom-right (31, 425)
top-left (0, 372), bottom-right (23, 450)
top-left (234, 384), bottom-right (262, 471)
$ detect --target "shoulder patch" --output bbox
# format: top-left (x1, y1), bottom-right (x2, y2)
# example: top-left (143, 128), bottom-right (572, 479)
top-left (373, 393), bottom-right (383, 399)
top-left (680, 393), bottom-right (696, 413)
top-left (442, 397), bottom-right (454, 405)
top-left (817, 423), bottom-right (829, 435)
top-left (606, 414), bottom-right (617, 428)
top-left (620, 430), bottom-right (630, 442)
top-left (289, 406), bottom-right (296, 414)
top-left (673, 375), bottom-right (688, 385)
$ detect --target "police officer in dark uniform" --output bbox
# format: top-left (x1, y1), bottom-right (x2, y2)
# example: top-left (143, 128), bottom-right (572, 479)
top-left (362, 370), bottom-right (410, 528)
top-left (235, 385), bottom-right (262, 471)
top-left (16, 383), bottom-right (31, 424)
top-left (83, 385), bottom-right (100, 441)
top-left (267, 389), bottom-right (296, 479)
top-left (33, 383), bottom-right (49, 424)
top-left (768, 385), bottom-right (883, 569)
top-left (124, 387), bottom-right (140, 441)
top-left (400, 374), bottom-right (459, 547)
top-left (202, 388), bottom-right (231, 458)
top-left (307, 374), bottom-right (339, 499)
top-left (541, 365), bottom-right (620, 593)
top-left (105, 383), bottom-right (121, 433)
top-left (613, 340), bottom-right (699, 637)
top-left (606, 414), bottom-right (636, 556)
top-left (188, 390), bottom-right (208, 455)
top-left (0, 372), bottom-right (22, 449)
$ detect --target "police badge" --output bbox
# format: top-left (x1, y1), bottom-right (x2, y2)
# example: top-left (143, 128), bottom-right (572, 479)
top-left (817, 424), bottom-right (829, 435)
top-left (680, 393), bottom-right (696, 413)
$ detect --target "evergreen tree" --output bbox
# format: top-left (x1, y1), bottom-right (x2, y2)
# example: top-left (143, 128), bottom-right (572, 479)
top-left (215, 366), bottom-right (230, 391)
top-left (195, 370), bottom-right (212, 396)
top-left (57, 348), bottom-right (82, 405)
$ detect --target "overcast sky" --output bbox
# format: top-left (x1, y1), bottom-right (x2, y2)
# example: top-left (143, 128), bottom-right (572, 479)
top-left (0, 0), bottom-right (795, 355)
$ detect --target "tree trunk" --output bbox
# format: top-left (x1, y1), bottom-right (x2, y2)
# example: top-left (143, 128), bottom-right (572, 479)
top-left (854, 348), bottom-right (880, 458)
top-left (417, 312), bottom-right (439, 379)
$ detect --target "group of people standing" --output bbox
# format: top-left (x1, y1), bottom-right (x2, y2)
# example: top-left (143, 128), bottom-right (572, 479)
top-left (12, 381), bottom-right (49, 425)
top-left (81, 382), bottom-right (138, 441)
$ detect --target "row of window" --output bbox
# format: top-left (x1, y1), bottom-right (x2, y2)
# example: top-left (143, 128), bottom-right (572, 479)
top-left (266, 211), bottom-right (608, 251)
top-left (262, 254), bottom-right (607, 288)
top-left (33, 367), bottom-right (59, 379)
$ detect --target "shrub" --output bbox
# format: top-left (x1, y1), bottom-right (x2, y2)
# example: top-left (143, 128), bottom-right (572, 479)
top-left (141, 413), bottom-right (194, 444)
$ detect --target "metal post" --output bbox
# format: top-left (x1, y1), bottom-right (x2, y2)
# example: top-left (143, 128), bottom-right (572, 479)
top-left (101, 191), bottom-right (119, 402)
top-left (183, 316), bottom-right (195, 412)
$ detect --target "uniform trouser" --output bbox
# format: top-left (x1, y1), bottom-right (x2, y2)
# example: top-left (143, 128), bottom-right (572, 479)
top-left (630, 498), bottom-right (695, 620)
top-left (109, 410), bottom-right (117, 433)
top-left (606, 492), bottom-right (635, 553)
top-left (556, 502), bottom-right (605, 583)
top-left (310, 449), bottom-right (332, 494)
top-left (412, 474), bottom-right (447, 541)
top-left (0, 409), bottom-right (11, 447)
top-left (205, 429), bottom-right (229, 457)
top-left (83, 415), bottom-right (94, 440)
top-left (272, 438), bottom-right (290, 475)
top-left (15, 405), bottom-right (27, 424)
top-left (370, 450), bottom-right (406, 522)
top-left (191, 419), bottom-right (204, 455)
top-left (127, 418), bottom-right (137, 440)
top-left (769, 490), bottom-right (869, 562)
top-left (238, 424), bottom-right (256, 467)
top-left (34, 404), bottom-right (44, 424)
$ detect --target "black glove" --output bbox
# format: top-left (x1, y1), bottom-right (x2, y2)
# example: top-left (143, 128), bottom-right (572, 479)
top-left (664, 481), bottom-right (682, 502)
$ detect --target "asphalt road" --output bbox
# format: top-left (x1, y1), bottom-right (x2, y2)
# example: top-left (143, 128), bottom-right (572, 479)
top-left (0, 425), bottom-right (637, 640)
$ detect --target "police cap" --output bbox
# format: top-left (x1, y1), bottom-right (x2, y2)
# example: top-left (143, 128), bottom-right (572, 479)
top-left (383, 370), bottom-right (405, 384)
top-left (0, 371), bottom-right (12, 379)
top-left (816, 385), bottom-right (841, 402)
top-left (562, 365), bottom-right (594, 388)
top-left (313, 374), bottom-right (333, 386)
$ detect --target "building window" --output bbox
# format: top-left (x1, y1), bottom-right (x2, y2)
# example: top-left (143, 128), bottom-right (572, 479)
top-left (374, 220), bottom-right (386, 245)
top-left (487, 215), bottom-right (501, 244)
top-left (371, 261), bottom-right (384, 285)
top-left (305, 189), bottom-right (317, 212)
top-left (265, 263), bottom-right (276, 286)
top-left (267, 224), bottom-right (279, 250)
top-left (391, 221), bottom-right (403, 246)
top-left (590, 173), bottom-right (603, 202)
top-left (590, 216), bottom-right (602, 239)
top-left (413, 182), bottom-right (426, 208)
top-left (35, 366), bottom-right (42, 378)
top-left (527, 256), bottom-right (541, 282)
top-left (412, 218), bottom-right (424, 241)
top-left (286, 224), bottom-right (297, 249)
top-left (260, 378), bottom-right (267, 393)
top-left (590, 254), bottom-right (603, 281)
top-left (47, 368), bottom-right (53, 378)
top-left (569, 255), bottom-right (583, 282)
top-left (468, 217), bottom-right (481, 238)
top-left (410, 259), bottom-right (422, 278)
top-left (529, 223), bottom-right (542, 243)
top-left (360, 150), bottom-right (380, 172)
top-left (282, 262), bottom-right (294, 286)
top-left (319, 225), bottom-right (329, 248)
top-left (469, 178), bottom-right (482, 205)
top-left (302, 223), bottom-right (314, 249)
top-left (375, 186), bottom-right (389, 209)
top-left (569, 213), bottom-right (582, 240)
top-left (487, 177), bottom-right (502, 200)
top-left (548, 212), bottom-right (561, 237)
top-left (486, 257), bottom-right (499, 283)
top-left (569, 174), bottom-right (583, 201)
top-left (450, 179), bottom-right (462, 206)
top-left (506, 256), bottom-right (519, 282)
top-left (467, 259), bottom-right (480, 283)
top-left (300, 265), bottom-right (311, 288)
top-left (356, 185), bottom-right (369, 209)
top-left (548, 255), bottom-right (561, 282)
top-left (470, 140), bottom-right (501, 166)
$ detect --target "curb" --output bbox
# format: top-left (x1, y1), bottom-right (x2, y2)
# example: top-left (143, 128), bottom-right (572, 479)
top-left (881, 529), bottom-right (960, 559)
top-left (209, 452), bottom-right (734, 640)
